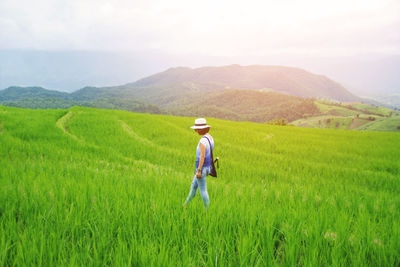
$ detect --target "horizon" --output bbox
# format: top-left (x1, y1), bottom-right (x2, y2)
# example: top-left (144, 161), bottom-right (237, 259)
top-left (1, 53), bottom-right (399, 97)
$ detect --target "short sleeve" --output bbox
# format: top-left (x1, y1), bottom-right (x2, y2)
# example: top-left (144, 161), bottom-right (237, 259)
top-left (199, 138), bottom-right (209, 148)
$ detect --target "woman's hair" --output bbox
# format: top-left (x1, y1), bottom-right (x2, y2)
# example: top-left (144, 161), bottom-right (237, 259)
top-left (197, 127), bottom-right (210, 135)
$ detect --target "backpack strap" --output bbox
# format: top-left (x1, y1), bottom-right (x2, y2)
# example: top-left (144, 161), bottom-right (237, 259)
top-left (203, 136), bottom-right (218, 177)
top-left (203, 136), bottom-right (214, 163)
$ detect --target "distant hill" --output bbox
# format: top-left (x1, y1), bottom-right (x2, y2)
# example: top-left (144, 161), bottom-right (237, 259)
top-left (120, 65), bottom-right (360, 102)
top-left (1, 65), bottom-right (392, 128)
top-left (0, 86), bottom-right (69, 101)
top-left (169, 89), bottom-right (320, 123)
top-left (2, 50), bottom-right (398, 97)
top-left (0, 86), bottom-right (161, 113)
top-left (1, 65), bottom-right (364, 105)
top-left (0, 86), bottom-right (321, 123)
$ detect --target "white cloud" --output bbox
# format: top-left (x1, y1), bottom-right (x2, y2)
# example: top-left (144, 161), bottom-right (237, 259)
top-left (0, 0), bottom-right (399, 56)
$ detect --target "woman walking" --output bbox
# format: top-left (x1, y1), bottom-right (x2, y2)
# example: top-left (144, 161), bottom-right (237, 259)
top-left (184, 118), bottom-right (214, 209)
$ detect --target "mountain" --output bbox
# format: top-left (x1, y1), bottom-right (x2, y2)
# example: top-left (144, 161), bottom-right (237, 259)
top-left (0, 86), bottom-right (69, 101)
top-left (1, 65), bottom-right (362, 103)
top-left (120, 65), bottom-right (360, 102)
top-left (2, 50), bottom-right (399, 97)
top-left (0, 65), bottom-right (386, 125)
top-left (0, 86), bottom-right (161, 113)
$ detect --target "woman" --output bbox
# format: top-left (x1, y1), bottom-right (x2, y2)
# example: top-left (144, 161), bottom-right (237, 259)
top-left (184, 118), bottom-right (214, 209)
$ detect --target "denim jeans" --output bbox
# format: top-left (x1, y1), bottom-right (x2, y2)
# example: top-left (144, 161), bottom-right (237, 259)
top-left (184, 166), bottom-right (211, 208)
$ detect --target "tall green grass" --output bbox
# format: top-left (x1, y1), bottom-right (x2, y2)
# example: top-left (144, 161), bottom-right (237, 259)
top-left (0, 106), bottom-right (399, 266)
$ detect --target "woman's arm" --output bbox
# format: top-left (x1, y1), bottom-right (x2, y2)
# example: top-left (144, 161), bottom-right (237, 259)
top-left (196, 143), bottom-right (206, 178)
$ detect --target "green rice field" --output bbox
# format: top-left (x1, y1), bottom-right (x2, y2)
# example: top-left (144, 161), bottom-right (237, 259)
top-left (1, 105), bottom-right (400, 266)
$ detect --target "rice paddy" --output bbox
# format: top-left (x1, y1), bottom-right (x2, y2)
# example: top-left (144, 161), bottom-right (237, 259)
top-left (0, 105), bottom-right (399, 266)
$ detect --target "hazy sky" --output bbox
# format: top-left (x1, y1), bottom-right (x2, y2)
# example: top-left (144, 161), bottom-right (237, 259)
top-left (1, 0), bottom-right (399, 57)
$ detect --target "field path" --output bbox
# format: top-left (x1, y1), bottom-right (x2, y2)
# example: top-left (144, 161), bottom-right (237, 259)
top-left (56, 112), bottom-right (181, 175)
top-left (56, 111), bottom-right (99, 148)
top-left (153, 118), bottom-right (192, 136)
top-left (87, 156), bottom-right (184, 176)
top-left (118, 119), bottom-right (183, 155)
top-left (56, 111), bottom-right (75, 136)
top-left (119, 119), bottom-right (154, 147)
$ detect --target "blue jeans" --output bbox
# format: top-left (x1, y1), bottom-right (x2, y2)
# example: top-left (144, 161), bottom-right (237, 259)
top-left (184, 166), bottom-right (211, 208)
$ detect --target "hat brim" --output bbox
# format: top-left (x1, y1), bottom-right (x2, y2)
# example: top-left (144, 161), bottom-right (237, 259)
top-left (190, 125), bottom-right (211, 129)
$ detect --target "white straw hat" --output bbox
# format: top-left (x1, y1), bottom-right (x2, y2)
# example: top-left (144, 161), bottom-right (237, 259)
top-left (190, 118), bottom-right (211, 129)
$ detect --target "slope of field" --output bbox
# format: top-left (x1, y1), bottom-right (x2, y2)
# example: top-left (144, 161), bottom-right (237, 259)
top-left (0, 106), bottom-right (400, 266)
top-left (292, 100), bottom-right (400, 131)
top-left (315, 101), bottom-right (359, 116)
top-left (349, 102), bottom-right (395, 116)
top-left (357, 115), bottom-right (400, 131)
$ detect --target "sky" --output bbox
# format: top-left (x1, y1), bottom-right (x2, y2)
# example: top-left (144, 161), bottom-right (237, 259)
top-left (0, 0), bottom-right (399, 57)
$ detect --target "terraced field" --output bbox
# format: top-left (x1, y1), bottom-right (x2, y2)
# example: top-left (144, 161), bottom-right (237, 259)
top-left (292, 100), bottom-right (400, 131)
top-left (0, 105), bottom-right (399, 266)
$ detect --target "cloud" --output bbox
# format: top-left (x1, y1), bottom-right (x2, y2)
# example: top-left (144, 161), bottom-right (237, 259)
top-left (0, 0), bottom-right (399, 56)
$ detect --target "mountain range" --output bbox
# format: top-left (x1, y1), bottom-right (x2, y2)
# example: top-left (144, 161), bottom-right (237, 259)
top-left (0, 64), bottom-right (389, 124)
top-left (123, 65), bottom-right (361, 102)
top-left (1, 50), bottom-right (399, 97)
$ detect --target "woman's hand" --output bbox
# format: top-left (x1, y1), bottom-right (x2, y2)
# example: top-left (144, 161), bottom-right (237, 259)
top-left (196, 169), bottom-right (202, 178)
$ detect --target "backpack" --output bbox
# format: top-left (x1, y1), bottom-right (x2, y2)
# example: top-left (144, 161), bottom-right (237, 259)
top-left (203, 136), bottom-right (219, 178)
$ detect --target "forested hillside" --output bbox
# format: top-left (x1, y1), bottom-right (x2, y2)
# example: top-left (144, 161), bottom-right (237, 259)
top-left (0, 86), bottom-right (321, 123)
top-left (169, 89), bottom-right (320, 123)
top-left (0, 86), bottom-right (161, 113)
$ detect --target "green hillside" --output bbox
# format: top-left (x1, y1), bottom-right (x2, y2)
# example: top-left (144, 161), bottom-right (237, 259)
top-left (292, 100), bottom-right (400, 132)
top-left (0, 87), bottom-right (161, 113)
top-left (357, 115), bottom-right (400, 131)
top-left (1, 86), bottom-right (398, 131)
top-left (168, 89), bottom-right (320, 123)
top-left (0, 86), bottom-right (322, 124)
top-left (0, 86), bottom-right (69, 101)
top-left (1, 105), bottom-right (399, 266)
